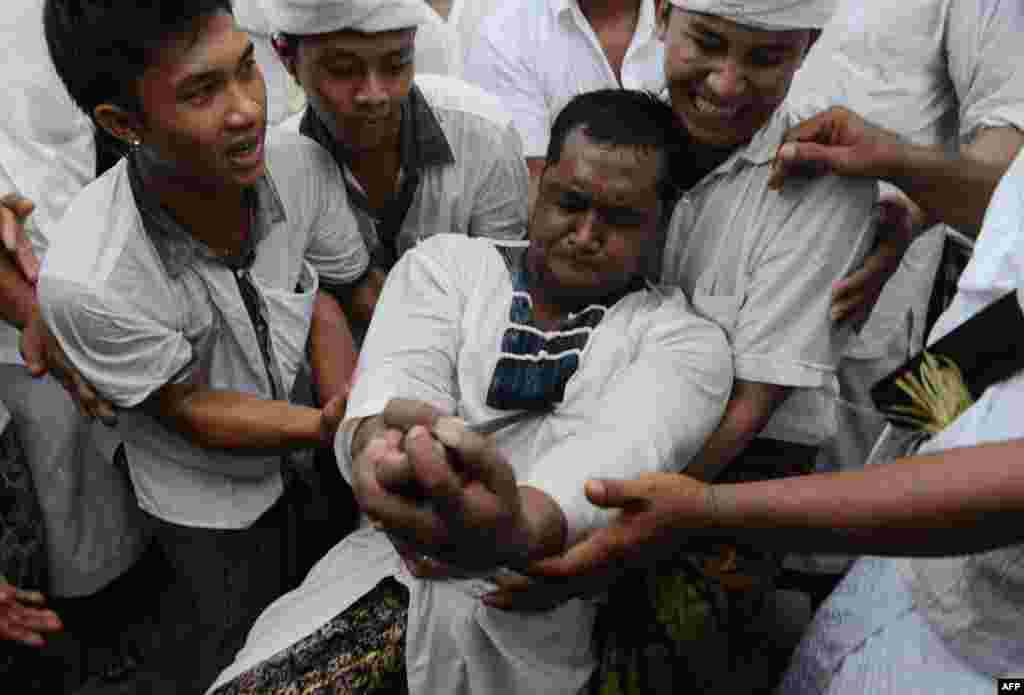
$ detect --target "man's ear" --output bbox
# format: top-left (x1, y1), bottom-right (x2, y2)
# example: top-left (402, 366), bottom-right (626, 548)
top-left (93, 103), bottom-right (144, 148)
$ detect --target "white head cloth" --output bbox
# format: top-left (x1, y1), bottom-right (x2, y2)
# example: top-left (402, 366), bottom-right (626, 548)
top-left (668, 0), bottom-right (834, 30)
top-left (235, 0), bottom-right (435, 37)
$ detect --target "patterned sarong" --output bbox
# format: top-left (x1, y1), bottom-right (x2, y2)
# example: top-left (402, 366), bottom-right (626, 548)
top-left (211, 579), bottom-right (410, 695)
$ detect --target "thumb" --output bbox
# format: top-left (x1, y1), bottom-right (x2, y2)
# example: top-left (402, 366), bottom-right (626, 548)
top-left (776, 141), bottom-right (846, 173)
top-left (584, 477), bottom-right (643, 510)
top-left (1, 194), bottom-right (35, 220)
top-left (19, 330), bottom-right (47, 377)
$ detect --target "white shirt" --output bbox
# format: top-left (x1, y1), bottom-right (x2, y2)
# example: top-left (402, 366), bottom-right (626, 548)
top-left (787, 0), bottom-right (1024, 358)
top-left (210, 234), bottom-right (733, 694)
top-left (896, 148), bottom-right (1024, 679)
top-left (446, 0), bottom-right (504, 70)
top-left (38, 130), bottom-right (369, 529)
top-left (661, 107), bottom-right (877, 445)
top-left (0, 0), bottom-right (95, 366)
top-left (463, 0), bottom-right (665, 157)
top-left (284, 74), bottom-right (529, 260)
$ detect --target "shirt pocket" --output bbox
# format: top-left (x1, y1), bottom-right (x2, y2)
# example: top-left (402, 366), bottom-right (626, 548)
top-left (691, 292), bottom-right (742, 340)
top-left (256, 261), bottom-right (318, 398)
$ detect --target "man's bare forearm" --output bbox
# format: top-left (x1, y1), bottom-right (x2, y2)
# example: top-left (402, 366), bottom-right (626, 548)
top-left (708, 439), bottom-right (1024, 556)
top-left (884, 127), bottom-right (1023, 238)
top-left (310, 290), bottom-right (357, 405)
top-left (885, 143), bottom-right (1007, 239)
top-left (148, 385), bottom-right (327, 453)
top-left (686, 380), bottom-right (790, 482)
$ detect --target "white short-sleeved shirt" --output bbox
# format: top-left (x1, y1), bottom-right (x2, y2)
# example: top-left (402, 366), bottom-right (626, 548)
top-left (38, 129), bottom-right (369, 529)
top-left (463, 0), bottom-right (665, 158)
top-left (284, 74), bottom-right (529, 264)
top-left (660, 107), bottom-right (877, 445)
top-left (210, 234), bottom-right (733, 694)
top-left (787, 0), bottom-right (1024, 358)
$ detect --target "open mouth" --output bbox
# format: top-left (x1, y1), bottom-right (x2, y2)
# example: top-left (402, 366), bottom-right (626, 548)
top-left (692, 95), bottom-right (743, 120)
top-left (226, 136), bottom-right (264, 165)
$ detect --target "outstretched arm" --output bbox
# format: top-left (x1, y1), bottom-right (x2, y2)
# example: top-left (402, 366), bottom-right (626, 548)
top-left (531, 438), bottom-right (1024, 585)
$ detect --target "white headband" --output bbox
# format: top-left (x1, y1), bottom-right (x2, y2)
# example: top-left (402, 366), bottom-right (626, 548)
top-left (234, 0), bottom-right (434, 37)
top-left (668, 0), bottom-right (834, 30)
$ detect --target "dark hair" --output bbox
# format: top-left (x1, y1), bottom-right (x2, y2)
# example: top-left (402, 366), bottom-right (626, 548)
top-left (44, 0), bottom-right (232, 120)
top-left (545, 89), bottom-right (690, 207)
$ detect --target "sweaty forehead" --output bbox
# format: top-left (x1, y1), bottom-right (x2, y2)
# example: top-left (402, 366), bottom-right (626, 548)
top-left (551, 130), bottom-right (662, 204)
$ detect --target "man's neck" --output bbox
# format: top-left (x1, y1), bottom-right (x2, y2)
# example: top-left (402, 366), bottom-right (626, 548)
top-left (346, 140), bottom-right (403, 212)
top-left (525, 251), bottom-right (623, 329)
top-left (577, 0), bottom-right (643, 83)
top-left (142, 167), bottom-right (250, 255)
top-left (578, 0), bottom-right (642, 23)
top-left (689, 140), bottom-right (743, 184)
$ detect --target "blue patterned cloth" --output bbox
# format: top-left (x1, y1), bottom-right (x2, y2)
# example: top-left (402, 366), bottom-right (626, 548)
top-left (486, 260), bottom-right (641, 412)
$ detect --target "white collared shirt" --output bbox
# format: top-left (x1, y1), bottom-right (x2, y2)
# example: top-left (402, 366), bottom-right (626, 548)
top-left (38, 129), bottom-right (369, 529)
top-left (660, 107), bottom-right (878, 445)
top-left (463, 0), bottom-right (665, 157)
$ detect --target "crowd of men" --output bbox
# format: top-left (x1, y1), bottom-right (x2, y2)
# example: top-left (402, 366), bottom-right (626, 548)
top-left (1, 0), bottom-right (1023, 694)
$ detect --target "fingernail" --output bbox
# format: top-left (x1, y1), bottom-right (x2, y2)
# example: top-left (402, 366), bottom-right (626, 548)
top-left (406, 425), bottom-right (431, 444)
top-left (433, 417), bottom-right (464, 448)
top-left (585, 479), bottom-right (606, 500)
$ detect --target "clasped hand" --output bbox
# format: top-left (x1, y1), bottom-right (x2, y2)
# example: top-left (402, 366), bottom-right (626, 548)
top-left (350, 399), bottom-right (531, 575)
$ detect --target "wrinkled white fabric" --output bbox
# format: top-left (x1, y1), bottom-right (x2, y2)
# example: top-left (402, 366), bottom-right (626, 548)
top-left (0, 0), bottom-right (94, 366)
top-left (210, 234), bottom-right (733, 694)
top-left (668, 0), bottom-right (835, 29)
top-left (463, 0), bottom-right (665, 158)
top-left (897, 147), bottom-right (1024, 680)
top-left (1, 367), bottom-right (148, 597)
top-left (446, 0), bottom-right (503, 70)
top-left (235, 0), bottom-right (434, 36)
top-left (0, 0), bottom-right (148, 598)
